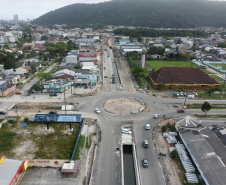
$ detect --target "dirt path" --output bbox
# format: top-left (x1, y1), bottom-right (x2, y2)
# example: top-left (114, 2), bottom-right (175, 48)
top-left (153, 119), bottom-right (181, 185)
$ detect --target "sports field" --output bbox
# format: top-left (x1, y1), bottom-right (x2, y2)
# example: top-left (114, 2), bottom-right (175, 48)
top-left (146, 60), bottom-right (211, 74)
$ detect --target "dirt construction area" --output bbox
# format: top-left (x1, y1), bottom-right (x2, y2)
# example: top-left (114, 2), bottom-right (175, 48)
top-left (153, 118), bottom-right (182, 185)
top-left (103, 97), bottom-right (144, 115)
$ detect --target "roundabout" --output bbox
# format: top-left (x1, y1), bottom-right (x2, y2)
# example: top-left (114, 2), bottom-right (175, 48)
top-left (102, 97), bottom-right (145, 115)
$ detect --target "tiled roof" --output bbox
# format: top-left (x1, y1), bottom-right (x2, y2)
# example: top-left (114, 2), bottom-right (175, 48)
top-left (149, 67), bottom-right (219, 84)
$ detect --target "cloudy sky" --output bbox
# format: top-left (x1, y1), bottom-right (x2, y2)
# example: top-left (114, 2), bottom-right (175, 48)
top-left (0, 0), bottom-right (111, 20)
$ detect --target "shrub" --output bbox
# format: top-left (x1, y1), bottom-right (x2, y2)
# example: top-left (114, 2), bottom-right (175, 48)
top-left (23, 118), bottom-right (29, 123)
top-left (171, 150), bottom-right (178, 159)
top-left (161, 125), bottom-right (167, 132)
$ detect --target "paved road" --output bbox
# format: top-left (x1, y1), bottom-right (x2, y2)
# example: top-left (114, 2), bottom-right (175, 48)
top-left (4, 35), bottom-right (226, 185)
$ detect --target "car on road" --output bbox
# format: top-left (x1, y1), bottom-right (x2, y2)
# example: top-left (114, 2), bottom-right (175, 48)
top-left (84, 86), bottom-right (88, 89)
top-left (143, 159), bottom-right (148, 168)
top-left (49, 111), bottom-right (58, 114)
top-left (95, 108), bottom-right (100, 114)
top-left (104, 76), bottom-right (108, 78)
top-left (145, 124), bottom-right (150, 130)
top-left (153, 114), bottom-right (159, 119)
top-left (177, 109), bottom-right (185, 113)
top-left (0, 111), bottom-right (6, 115)
top-left (143, 140), bottom-right (149, 148)
top-left (16, 91), bottom-right (22, 94)
top-left (50, 93), bottom-right (57, 96)
top-left (122, 129), bottom-right (132, 135)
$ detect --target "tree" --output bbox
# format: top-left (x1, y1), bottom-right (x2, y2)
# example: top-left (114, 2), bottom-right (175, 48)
top-left (41, 35), bottom-right (48, 41)
top-left (201, 101), bottom-right (211, 116)
top-left (204, 88), bottom-right (214, 96)
top-left (39, 72), bottom-right (53, 81)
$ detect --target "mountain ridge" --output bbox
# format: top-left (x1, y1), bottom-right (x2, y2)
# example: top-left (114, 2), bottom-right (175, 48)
top-left (33, 0), bottom-right (226, 28)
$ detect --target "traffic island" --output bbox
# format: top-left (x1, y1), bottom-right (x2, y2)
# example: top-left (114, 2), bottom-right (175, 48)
top-left (103, 97), bottom-right (145, 115)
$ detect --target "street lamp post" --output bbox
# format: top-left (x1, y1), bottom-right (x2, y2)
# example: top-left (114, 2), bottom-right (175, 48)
top-left (64, 85), bottom-right (66, 114)
top-left (221, 73), bottom-right (226, 100)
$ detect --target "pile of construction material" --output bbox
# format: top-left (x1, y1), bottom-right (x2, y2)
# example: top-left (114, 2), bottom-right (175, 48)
top-left (163, 132), bottom-right (177, 143)
top-left (175, 144), bottom-right (199, 184)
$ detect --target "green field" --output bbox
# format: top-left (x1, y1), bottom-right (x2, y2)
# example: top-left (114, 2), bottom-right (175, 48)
top-left (211, 63), bottom-right (226, 70)
top-left (209, 75), bottom-right (224, 82)
top-left (146, 60), bottom-right (212, 74)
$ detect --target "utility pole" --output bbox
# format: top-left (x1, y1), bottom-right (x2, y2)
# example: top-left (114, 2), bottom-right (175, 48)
top-left (87, 121), bottom-right (89, 145)
top-left (64, 85), bottom-right (66, 114)
top-left (71, 81), bottom-right (72, 98)
top-left (6, 108), bottom-right (8, 122)
top-left (90, 81), bottom-right (92, 96)
top-left (221, 73), bottom-right (226, 100)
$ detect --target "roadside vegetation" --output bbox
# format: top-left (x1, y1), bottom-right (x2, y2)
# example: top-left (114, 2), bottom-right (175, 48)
top-left (0, 125), bottom-right (16, 152)
top-left (73, 135), bottom-right (85, 160)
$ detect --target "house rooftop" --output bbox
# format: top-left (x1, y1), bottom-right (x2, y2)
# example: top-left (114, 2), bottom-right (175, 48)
top-left (149, 67), bottom-right (219, 85)
top-left (179, 127), bottom-right (226, 185)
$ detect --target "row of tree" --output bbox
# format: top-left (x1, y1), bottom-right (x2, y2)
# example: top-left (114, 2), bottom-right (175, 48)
top-left (114, 28), bottom-right (208, 38)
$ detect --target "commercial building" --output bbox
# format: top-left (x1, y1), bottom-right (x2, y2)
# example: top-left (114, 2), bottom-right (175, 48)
top-left (149, 67), bottom-right (220, 90)
top-left (179, 126), bottom-right (226, 185)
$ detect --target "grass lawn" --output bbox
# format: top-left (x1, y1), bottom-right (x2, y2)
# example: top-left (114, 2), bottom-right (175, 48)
top-left (146, 60), bottom-right (212, 74)
top-left (198, 93), bottom-right (225, 100)
top-left (73, 135), bottom-right (85, 160)
top-left (34, 122), bottom-right (82, 159)
top-left (187, 103), bottom-right (226, 109)
top-left (209, 75), bottom-right (224, 82)
top-left (0, 126), bottom-right (16, 152)
top-left (211, 63), bottom-right (226, 69)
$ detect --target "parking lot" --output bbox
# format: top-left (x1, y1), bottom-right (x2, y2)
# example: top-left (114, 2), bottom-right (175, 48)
top-left (19, 168), bottom-right (77, 185)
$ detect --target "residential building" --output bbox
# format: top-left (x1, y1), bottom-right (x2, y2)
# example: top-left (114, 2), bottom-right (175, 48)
top-left (54, 69), bottom-right (75, 80)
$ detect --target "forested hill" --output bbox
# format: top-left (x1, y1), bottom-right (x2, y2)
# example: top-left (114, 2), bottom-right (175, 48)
top-left (33, 0), bottom-right (226, 28)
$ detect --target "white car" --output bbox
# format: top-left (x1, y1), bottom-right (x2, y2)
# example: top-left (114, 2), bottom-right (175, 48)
top-left (122, 129), bottom-right (132, 135)
top-left (95, 108), bottom-right (100, 114)
top-left (145, 124), bottom-right (150, 130)
top-left (153, 114), bottom-right (159, 119)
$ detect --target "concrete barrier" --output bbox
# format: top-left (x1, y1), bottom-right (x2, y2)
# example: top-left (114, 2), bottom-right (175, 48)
top-left (121, 143), bottom-right (124, 185)
top-left (132, 143), bottom-right (141, 185)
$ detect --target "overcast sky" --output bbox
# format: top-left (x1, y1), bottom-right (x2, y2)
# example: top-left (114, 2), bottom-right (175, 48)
top-left (0, 0), bottom-right (111, 20)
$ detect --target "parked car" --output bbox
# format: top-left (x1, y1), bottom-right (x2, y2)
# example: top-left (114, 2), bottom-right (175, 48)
top-left (122, 129), bottom-right (132, 135)
top-left (16, 91), bottom-right (22, 95)
top-left (84, 86), bottom-right (88, 89)
top-left (143, 159), bottom-right (149, 168)
top-left (31, 90), bottom-right (36, 93)
top-left (145, 124), bottom-right (150, 130)
top-left (153, 114), bottom-right (159, 119)
top-left (177, 109), bottom-right (185, 113)
top-left (50, 93), bottom-right (57, 96)
top-left (49, 111), bottom-right (58, 114)
top-left (180, 92), bottom-right (183, 96)
top-left (95, 108), bottom-right (100, 114)
top-left (0, 111), bottom-right (6, 115)
top-left (143, 140), bottom-right (149, 148)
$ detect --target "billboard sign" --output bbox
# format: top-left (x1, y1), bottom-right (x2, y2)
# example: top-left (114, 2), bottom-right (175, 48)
top-left (35, 114), bottom-right (82, 123)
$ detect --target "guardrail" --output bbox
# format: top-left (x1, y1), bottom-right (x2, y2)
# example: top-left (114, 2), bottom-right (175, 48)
top-left (71, 120), bottom-right (85, 160)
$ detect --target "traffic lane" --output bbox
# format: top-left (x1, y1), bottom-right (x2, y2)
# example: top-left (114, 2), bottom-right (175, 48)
top-left (91, 117), bottom-right (121, 185)
top-left (135, 119), bottom-right (165, 185)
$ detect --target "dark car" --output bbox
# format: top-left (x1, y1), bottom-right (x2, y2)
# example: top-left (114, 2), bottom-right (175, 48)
top-left (50, 93), bottom-right (57, 96)
top-left (143, 159), bottom-right (148, 168)
top-left (49, 111), bottom-right (58, 114)
top-left (84, 86), bottom-right (88, 89)
top-left (0, 111), bottom-right (6, 115)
